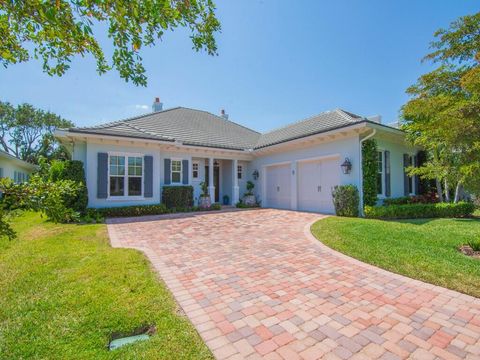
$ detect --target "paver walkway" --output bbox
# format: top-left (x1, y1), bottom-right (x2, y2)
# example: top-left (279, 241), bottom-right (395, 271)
top-left (108, 209), bottom-right (480, 359)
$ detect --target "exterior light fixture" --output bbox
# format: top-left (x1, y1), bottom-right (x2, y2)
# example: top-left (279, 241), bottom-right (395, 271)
top-left (252, 169), bottom-right (259, 180)
top-left (341, 158), bottom-right (352, 174)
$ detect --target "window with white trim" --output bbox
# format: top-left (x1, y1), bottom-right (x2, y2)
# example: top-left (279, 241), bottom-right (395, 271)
top-left (377, 151), bottom-right (384, 195)
top-left (192, 162), bottom-right (199, 179)
top-left (171, 160), bottom-right (182, 183)
top-left (237, 165), bottom-right (243, 180)
top-left (109, 154), bottom-right (143, 197)
top-left (13, 171), bottom-right (26, 184)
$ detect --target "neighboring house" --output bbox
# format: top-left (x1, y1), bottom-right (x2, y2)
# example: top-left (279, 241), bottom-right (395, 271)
top-left (0, 150), bottom-right (37, 183)
top-left (55, 99), bottom-right (419, 214)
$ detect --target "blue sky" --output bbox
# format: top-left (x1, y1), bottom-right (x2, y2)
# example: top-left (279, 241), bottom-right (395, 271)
top-left (1, 1), bottom-right (478, 132)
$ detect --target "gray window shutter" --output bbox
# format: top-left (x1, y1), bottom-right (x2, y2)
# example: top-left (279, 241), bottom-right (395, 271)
top-left (144, 155), bottom-right (153, 198)
top-left (414, 154), bottom-right (419, 195)
top-left (97, 153), bottom-right (108, 199)
top-left (182, 159), bottom-right (189, 184)
top-left (403, 154), bottom-right (410, 196)
top-left (384, 151), bottom-right (391, 197)
top-left (164, 158), bottom-right (171, 185)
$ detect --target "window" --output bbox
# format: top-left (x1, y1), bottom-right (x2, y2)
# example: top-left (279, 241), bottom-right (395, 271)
top-left (237, 165), bottom-right (243, 180)
top-left (192, 162), bottom-right (199, 179)
top-left (13, 171), bottom-right (26, 184)
top-left (109, 154), bottom-right (143, 197)
top-left (377, 151), bottom-right (383, 195)
top-left (171, 160), bottom-right (182, 183)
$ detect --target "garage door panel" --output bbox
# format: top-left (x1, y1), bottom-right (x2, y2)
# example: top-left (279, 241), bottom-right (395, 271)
top-left (298, 158), bottom-right (339, 214)
top-left (266, 164), bottom-right (291, 209)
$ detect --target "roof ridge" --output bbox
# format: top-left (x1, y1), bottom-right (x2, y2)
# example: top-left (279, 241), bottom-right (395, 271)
top-left (177, 106), bottom-right (261, 135)
top-left (335, 109), bottom-right (365, 121)
top-left (260, 109), bottom-right (336, 136)
top-left (72, 106), bottom-right (183, 130)
top-left (122, 122), bottom-right (175, 141)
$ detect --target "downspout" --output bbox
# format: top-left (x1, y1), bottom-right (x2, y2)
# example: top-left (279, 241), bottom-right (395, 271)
top-left (358, 129), bottom-right (377, 216)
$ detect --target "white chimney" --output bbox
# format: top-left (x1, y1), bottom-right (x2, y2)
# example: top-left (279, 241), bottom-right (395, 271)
top-left (367, 115), bottom-right (382, 124)
top-left (220, 109), bottom-right (229, 120)
top-left (152, 97), bottom-right (163, 112)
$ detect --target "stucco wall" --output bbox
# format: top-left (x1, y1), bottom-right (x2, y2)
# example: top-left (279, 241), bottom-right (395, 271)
top-left (0, 157), bottom-right (35, 181)
top-left (247, 136), bottom-right (361, 207)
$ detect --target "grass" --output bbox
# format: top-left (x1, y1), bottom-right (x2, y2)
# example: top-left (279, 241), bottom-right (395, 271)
top-left (311, 216), bottom-right (480, 298)
top-left (0, 212), bottom-right (212, 360)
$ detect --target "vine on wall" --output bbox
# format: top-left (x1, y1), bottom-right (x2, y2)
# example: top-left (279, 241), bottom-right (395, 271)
top-left (362, 139), bottom-right (378, 207)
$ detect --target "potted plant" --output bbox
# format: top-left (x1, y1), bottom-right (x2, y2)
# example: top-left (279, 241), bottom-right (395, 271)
top-left (198, 181), bottom-right (211, 209)
top-left (223, 194), bottom-right (230, 205)
top-left (243, 180), bottom-right (256, 206)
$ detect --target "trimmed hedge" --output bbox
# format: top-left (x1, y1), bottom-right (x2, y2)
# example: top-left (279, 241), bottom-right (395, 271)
top-left (383, 193), bottom-right (438, 206)
top-left (162, 186), bottom-right (193, 209)
top-left (332, 185), bottom-right (359, 217)
top-left (93, 202), bottom-right (223, 218)
top-left (362, 139), bottom-right (378, 207)
top-left (364, 202), bottom-right (475, 219)
top-left (96, 204), bottom-right (169, 217)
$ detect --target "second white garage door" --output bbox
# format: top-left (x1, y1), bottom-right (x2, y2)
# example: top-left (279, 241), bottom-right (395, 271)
top-left (297, 158), bottom-right (339, 214)
top-left (266, 163), bottom-right (291, 209)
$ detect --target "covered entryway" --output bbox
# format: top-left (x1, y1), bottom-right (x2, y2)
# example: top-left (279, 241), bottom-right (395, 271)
top-left (265, 163), bottom-right (291, 209)
top-left (297, 157), bottom-right (339, 214)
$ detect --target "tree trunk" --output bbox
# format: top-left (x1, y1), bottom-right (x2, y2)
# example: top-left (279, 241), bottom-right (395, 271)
top-left (444, 179), bottom-right (450, 202)
top-left (436, 178), bottom-right (444, 202)
top-left (454, 182), bottom-right (463, 203)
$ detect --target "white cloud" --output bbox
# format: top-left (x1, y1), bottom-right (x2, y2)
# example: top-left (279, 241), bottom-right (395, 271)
top-left (135, 104), bottom-right (149, 110)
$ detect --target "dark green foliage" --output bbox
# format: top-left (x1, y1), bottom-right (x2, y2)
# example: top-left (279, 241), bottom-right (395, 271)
top-left (245, 181), bottom-right (255, 196)
top-left (365, 202), bottom-right (475, 219)
top-left (467, 239), bottom-right (480, 251)
top-left (95, 204), bottom-right (169, 218)
top-left (162, 186), bottom-right (194, 209)
top-left (332, 185), bottom-right (360, 217)
top-left (210, 203), bottom-right (222, 211)
top-left (235, 202), bottom-right (260, 209)
top-left (362, 139), bottom-right (378, 207)
top-left (0, 205), bottom-right (16, 240)
top-left (1, 1), bottom-right (221, 86)
top-left (48, 160), bottom-right (88, 213)
top-left (383, 193), bottom-right (438, 206)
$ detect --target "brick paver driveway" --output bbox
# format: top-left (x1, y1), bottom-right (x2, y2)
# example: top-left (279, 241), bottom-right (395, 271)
top-left (108, 209), bottom-right (480, 359)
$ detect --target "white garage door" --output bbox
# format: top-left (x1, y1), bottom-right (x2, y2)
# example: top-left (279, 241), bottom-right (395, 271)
top-left (297, 158), bottom-right (340, 214)
top-left (266, 164), bottom-right (291, 209)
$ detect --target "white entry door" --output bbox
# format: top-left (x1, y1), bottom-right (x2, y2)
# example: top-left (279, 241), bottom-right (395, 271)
top-left (266, 164), bottom-right (291, 209)
top-left (297, 158), bottom-right (339, 213)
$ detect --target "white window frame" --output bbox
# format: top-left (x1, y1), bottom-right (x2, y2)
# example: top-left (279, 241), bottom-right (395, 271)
top-left (237, 165), bottom-right (243, 180)
top-left (170, 159), bottom-right (183, 185)
top-left (377, 150), bottom-right (385, 198)
top-left (192, 161), bottom-right (199, 180)
top-left (107, 152), bottom-right (144, 200)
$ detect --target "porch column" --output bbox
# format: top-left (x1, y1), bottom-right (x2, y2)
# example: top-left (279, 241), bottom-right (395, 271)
top-left (232, 159), bottom-right (240, 205)
top-left (208, 157), bottom-right (215, 203)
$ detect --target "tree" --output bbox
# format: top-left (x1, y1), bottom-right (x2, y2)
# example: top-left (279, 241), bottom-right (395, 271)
top-left (0, 0), bottom-right (220, 86)
top-left (401, 12), bottom-right (480, 202)
top-left (0, 101), bottom-right (73, 164)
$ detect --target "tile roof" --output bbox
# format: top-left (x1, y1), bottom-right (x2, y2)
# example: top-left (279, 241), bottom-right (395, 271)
top-left (67, 107), bottom-right (368, 151)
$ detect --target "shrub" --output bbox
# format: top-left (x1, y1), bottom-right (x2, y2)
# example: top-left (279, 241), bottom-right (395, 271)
top-left (162, 186), bottom-right (193, 209)
top-left (245, 181), bottom-right (255, 196)
top-left (364, 202), bottom-right (475, 219)
top-left (383, 193), bottom-right (438, 206)
top-left (48, 160), bottom-right (88, 213)
top-left (467, 239), bottom-right (480, 251)
top-left (362, 139), bottom-right (378, 207)
top-left (95, 204), bottom-right (169, 217)
top-left (332, 185), bottom-right (359, 217)
top-left (0, 205), bottom-right (16, 240)
top-left (235, 202), bottom-right (260, 209)
top-left (209, 203), bottom-right (222, 211)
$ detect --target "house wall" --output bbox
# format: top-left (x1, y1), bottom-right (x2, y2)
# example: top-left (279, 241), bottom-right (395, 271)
top-left (0, 157), bottom-right (35, 182)
top-left (247, 136), bottom-right (361, 207)
top-left (375, 136), bottom-right (417, 199)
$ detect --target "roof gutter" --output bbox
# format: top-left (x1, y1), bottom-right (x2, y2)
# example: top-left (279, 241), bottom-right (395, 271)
top-left (358, 129), bottom-right (377, 217)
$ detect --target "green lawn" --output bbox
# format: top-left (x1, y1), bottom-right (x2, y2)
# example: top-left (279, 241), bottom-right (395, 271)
top-left (0, 212), bottom-right (212, 360)
top-left (311, 216), bottom-right (480, 298)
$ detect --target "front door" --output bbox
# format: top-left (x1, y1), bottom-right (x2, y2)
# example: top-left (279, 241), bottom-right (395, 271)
top-left (205, 164), bottom-right (220, 202)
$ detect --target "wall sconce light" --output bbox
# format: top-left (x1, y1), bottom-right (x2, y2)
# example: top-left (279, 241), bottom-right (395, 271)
top-left (341, 158), bottom-right (352, 174)
top-left (252, 169), bottom-right (259, 180)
